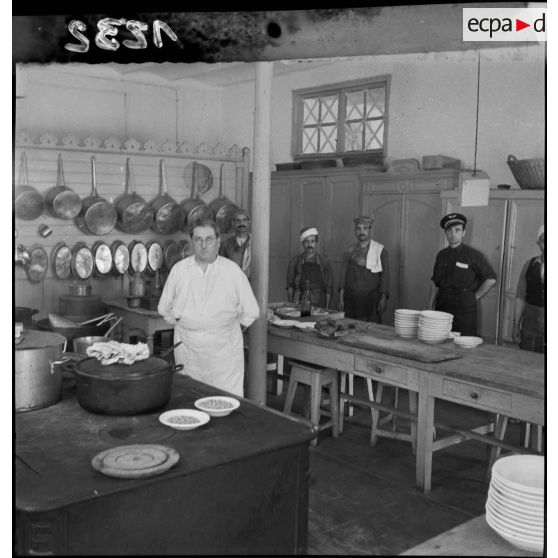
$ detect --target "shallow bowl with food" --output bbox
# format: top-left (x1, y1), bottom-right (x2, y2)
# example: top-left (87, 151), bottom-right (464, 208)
top-left (194, 396), bottom-right (240, 417)
top-left (159, 409), bottom-right (210, 430)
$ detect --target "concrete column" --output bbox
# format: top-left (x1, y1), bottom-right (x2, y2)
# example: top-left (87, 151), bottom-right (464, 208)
top-left (247, 62), bottom-right (273, 405)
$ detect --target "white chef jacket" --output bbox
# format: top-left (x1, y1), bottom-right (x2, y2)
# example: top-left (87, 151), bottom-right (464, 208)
top-left (158, 255), bottom-right (260, 396)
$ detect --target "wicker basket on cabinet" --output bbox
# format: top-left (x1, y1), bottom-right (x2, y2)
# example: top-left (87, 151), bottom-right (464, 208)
top-left (507, 155), bottom-right (545, 190)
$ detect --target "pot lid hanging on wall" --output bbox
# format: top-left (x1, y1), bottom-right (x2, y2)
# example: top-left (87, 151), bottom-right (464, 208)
top-left (128, 240), bottom-right (148, 273)
top-left (146, 240), bottom-right (164, 274)
top-left (51, 243), bottom-right (73, 280)
top-left (26, 246), bottom-right (48, 282)
top-left (92, 241), bottom-right (113, 277)
top-left (111, 240), bottom-right (130, 276)
top-left (71, 243), bottom-right (94, 281)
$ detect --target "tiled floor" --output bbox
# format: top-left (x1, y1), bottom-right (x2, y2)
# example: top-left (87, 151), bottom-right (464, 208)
top-left (266, 377), bottom-right (526, 556)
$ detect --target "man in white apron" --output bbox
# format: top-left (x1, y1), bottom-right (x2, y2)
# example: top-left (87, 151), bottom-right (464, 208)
top-left (158, 216), bottom-right (260, 396)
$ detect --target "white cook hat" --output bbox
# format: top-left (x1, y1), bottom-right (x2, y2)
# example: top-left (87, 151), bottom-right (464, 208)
top-left (300, 227), bottom-right (318, 242)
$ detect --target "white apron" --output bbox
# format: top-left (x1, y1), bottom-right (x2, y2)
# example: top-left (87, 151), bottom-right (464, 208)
top-left (174, 322), bottom-right (245, 396)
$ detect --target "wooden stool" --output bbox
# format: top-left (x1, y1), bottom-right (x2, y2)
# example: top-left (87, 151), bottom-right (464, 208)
top-left (283, 360), bottom-right (339, 446)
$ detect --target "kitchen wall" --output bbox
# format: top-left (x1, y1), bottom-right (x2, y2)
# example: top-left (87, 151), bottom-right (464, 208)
top-left (221, 45), bottom-right (546, 188)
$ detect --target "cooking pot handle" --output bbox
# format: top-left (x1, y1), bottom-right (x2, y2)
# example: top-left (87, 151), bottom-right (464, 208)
top-left (50, 356), bottom-right (73, 375)
top-left (171, 364), bottom-right (184, 374)
top-left (59, 353), bottom-right (83, 375)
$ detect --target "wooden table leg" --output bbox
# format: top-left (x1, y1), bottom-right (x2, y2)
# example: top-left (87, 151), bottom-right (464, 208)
top-left (416, 372), bottom-right (435, 494)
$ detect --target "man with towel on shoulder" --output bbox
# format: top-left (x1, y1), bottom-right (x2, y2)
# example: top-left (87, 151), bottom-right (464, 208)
top-left (338, 215), bottom-right (389, 323)
top-left (286, 226), bottom-right (334, 308)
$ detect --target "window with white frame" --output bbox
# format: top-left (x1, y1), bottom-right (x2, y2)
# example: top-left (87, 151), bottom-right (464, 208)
top-left (292, 76), bottom-right (389, 161)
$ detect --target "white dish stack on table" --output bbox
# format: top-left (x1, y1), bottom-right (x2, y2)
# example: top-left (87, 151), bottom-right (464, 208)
top-left (417, 310), bottom-right (454, 344)
top-left (485, 455), bottom-right (544, 553)
top-left (394, 309), bottom-right (421, 338)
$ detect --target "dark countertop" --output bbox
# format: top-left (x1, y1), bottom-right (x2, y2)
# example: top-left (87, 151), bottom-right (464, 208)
top-left (16, 374), bottom-right (315, 513)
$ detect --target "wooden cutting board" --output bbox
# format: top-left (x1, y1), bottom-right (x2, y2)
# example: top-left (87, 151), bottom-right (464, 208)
top-left (338, 331), bottom-right (463, 363)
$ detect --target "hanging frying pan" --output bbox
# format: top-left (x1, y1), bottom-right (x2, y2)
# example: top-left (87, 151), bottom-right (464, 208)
top-left (71, 243), bottom-right (94, 281)
top-left (180, 162), bottom-right (212, 232)
top-left (128, 240), bottom-right (148, 273)
top-left (146, 240), bottom-right (164, 274)
top-left (150, 159), bottom-right (184, 235)
top-left (92, 241), bottom-right (113, 278)
top-left (74, 156), bottom-right (117, 235)
top-left (115, 158), bottom-right (153, 233)
top-left (45, 153), bottom-right (82, 220)
top-left (51, 242), bottom-right (73, 280)
top-left (111, 240), bottom-right (130, 277)
top-left (14, 152), bottom-right (45, 221)
top-left (208, 163), bottom-right (239, 234)
top-left (26, 246), bottom-right (48, 282)
top-left (163, 240), bottom-right (182, 271)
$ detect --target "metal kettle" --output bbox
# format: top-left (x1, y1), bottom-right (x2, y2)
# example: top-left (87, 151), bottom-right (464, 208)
top-left (127, 270), bottom-right (147, 297)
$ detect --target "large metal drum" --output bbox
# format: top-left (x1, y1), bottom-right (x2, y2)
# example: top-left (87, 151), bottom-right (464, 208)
top-left (15, 330), bottom-right (67, 412)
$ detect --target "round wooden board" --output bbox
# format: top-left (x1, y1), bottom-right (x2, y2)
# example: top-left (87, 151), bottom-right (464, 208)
top-left (91, 444), bottom-right (179, 479)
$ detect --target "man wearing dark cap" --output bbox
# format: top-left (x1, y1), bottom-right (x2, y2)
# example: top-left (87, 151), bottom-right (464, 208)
top-left (286, 226), bottom-right (334, 308)
top-left (429, 213), bottom-right (497, 336)
top-left (218, 209), bottom-right (252, 279)
top-left (338, 215), bottom-right (389, 323)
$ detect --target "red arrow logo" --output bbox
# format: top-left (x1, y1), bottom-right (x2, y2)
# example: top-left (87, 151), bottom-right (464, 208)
top-left (516, 19), bottom-right (530, 31)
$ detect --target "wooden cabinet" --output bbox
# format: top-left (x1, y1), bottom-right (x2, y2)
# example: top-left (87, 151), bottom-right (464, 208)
top-left (441, 190), bottom-right (544, 344)
top-left (270, 169), bottom-right (361, 306)
top-left (270, 167), bottom-right (460, 315)
top-left (361, 170), bottom-right (460, 324)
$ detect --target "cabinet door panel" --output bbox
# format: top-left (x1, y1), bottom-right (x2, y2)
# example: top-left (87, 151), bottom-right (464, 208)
top-left (363, 193), bottom-right (402, 325)
top-left (443, 198), bottom-right (507, 342)
top-left (270, 178), bottom-right (294, 302)
top-left (403, 194), bottom-right (442, 312)
top-left (499, 198), bottom-right (545, 343)
top-left (297, 177), bottom-right (330, 254)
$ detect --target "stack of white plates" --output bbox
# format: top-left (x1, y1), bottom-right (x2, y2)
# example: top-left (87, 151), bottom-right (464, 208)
top-left (486, 455), bottom-right (544, 553)
top-left (453, 336), bottom-right (483, 349)
top-left (417, 310), bottom-right (454, 344)
top-left (394, 309), bottom-right (421, 338)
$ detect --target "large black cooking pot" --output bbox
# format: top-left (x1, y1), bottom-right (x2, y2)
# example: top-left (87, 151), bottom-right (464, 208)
top-left (71, 356), bottom-right (183, 415)
top-left (38, 318), bottom-right (111, 352)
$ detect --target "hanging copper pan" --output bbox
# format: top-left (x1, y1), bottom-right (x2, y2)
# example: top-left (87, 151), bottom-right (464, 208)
top-left (163, 240), bottom-right (182, 271)
top-left (150, 160), bottom-right (184, 235)
top-left (74, 156), bottom-right (117, 236)
top-left (45, 153), bottom-right (82, 220)
top-left (208, 163), bottom-right (239, 234)
top-left (115, 158), bottom-right (153, 233)
top-left (14, 152), bottom-right (45, 221)
top-left (180, 162), bottom-right (212, 232)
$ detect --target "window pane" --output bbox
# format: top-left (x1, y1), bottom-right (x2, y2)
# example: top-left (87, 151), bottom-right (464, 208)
top-left (345, 122), bottom-right (363, 151)
top-left (366, 88), bottom-right (385, 118)
top-left (365, 120), bottom-right (384, 150)
top-left (320, 95), bottom-right (338, 124)
top-left (302, 126), bottom-right (319, 154)
top-left (346, 91), bottom-right (365, 121)
top-left (319, 125), bottom-right (337, 153)
top-left (303, 98), bottom-right (319, 125)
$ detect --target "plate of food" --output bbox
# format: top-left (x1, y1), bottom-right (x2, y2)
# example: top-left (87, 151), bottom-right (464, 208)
top-left (311, 307), bottom-right (330, 317)
top-left (194, 396), bottom-right (240, 417)
top-left (159, 409), bottom-right (210, 431)
top-left (271, 319), bottom-right (299, 328)
top-left (293, 321), bottom-right (317, 331)
top-left (275, 306), bottom-right (302, 319)
top-left (314, 317), bottom-right (370, 338)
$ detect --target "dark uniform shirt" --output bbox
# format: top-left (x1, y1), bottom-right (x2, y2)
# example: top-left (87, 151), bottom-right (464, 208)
top-left (219, 235), bottom-right (251, 277)
top-left (286, 252), bottom-right (333, 307)
top-left (431, 243), bottom-right (496, 292)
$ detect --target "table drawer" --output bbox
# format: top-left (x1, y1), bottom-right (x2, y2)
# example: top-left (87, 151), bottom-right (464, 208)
top-left (441, 378), bottom-right (513, 412)
top-left (354, 357), bottom-right (408, 386)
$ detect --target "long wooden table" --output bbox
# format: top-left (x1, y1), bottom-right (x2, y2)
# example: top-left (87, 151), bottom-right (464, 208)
top-left (267, 324), bottom-right (545, 493)
top-left (16, 375), bottom-right (315, 555)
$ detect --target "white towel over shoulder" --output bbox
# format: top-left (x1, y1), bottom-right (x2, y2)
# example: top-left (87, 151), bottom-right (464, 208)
top-left (365, 240), bottom-right (384, 273)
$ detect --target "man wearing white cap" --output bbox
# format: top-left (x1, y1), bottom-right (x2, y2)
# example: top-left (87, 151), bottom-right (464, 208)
top-left (512, 225), bottom-right (545, 353)
top-left (286, 226), bottom-right (333, 308)
top-left (338, 215), bottom-right (389, 323)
